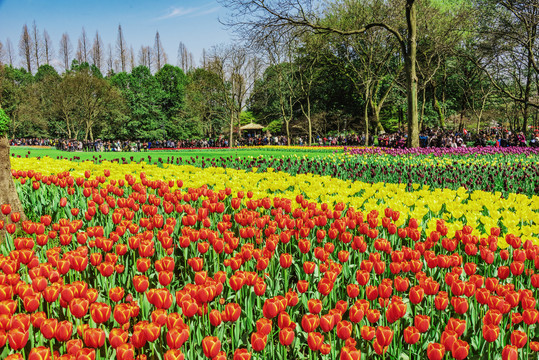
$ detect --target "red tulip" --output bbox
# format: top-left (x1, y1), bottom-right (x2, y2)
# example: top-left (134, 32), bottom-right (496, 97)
top-left (90, 302), bottom-right (111, 324)
top-left (451, 297), bottom-right (469, 314)
top-left (66, 339), bottom-right (83, 355)
top-left (307, 332), bottom-right (323, 351)
top-left (375, 326), bottom-right (393, 347)
top-left (340, 346), bottom-right (361, 360)
top-left (8, 328), bottom-right (29, 350)
top-left (434, 294), bottom-right (449, 310)
top-left (427, 342), bottom-right (446, 360)
top-left (308, 299), bottom-right (322, 314)
top-left (233, 348), bottom-right (251, 360)
top-left (164, 349), bottom-right (185, 360)
top-left (109, 328), bottom-right (128, 348)
top-left (297, 280), bottom-right (309, 294)
top-left (254, 318), bottom-right (271, 336)
top-left (523, 309), bottom-right (539, 325)
top-left (502, 345), bottom-right (518, 360)
top-left (83, 328), bottom-right (106, 348)
top-left (302, 314), bottom-right (320, 333)
top-left (451, 339), bottom-right (469, 360)
top-left (167, 328), bottom-right (187, 349)
top-left (28, 346), bottom-right (52, 360)
top-left (109, 287), bottom-right (125, 303)
top-left (445, 318), bottom-right (466, 337)
top-left (482, 324), bottom-right (499, 343)
top-left (69, 298), bottom-right (89, 319)
top-left (202, 336), bottom-right (221, 358)
top-left (510, 330), bottom-right (527, 348)
top-left (209, 309), bottom-right (222, 327)
top-left (414, 314), bottom-right (430, 333)
top-left (441, 330), bottom-right (458, 352)
top-left (117, 343), bottom-right (136, 360)
top-left (279, 327), bottom-right (295, 346)
top-left (251, 332), bottom-right (268, 352)
top-left (409, 285), bottom-right (425, 304)
top-left (336, 320), bottom-right (352, 340)
top-left (224, 302), bottom-right (241, 322)
top-left (404, 326), bottom-right (420, 345)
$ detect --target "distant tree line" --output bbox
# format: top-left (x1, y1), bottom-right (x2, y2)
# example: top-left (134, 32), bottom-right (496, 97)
top-left (0, 0), bottom-right (538, 147)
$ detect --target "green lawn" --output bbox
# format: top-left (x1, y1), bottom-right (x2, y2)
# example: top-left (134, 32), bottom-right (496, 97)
top-left (10, 146), bottom-right (337, 163)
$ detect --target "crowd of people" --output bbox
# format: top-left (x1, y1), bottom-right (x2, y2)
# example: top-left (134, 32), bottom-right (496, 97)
top-left (378, 128), bottom-right (539, 148)
top-left (9, 127), bottom-right (539, 151)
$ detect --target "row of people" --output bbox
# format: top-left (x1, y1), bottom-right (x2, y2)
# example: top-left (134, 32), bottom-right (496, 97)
top-left (10, 128), bottom-right (539, 150)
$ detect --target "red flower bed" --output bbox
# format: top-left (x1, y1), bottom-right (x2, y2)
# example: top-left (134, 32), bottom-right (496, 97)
top-left (0, 170), bottom-right (537, 359)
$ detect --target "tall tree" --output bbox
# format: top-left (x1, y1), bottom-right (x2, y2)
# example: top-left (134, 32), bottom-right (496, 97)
top-left (91, 31), bottom-right (104, 72)
top-left (129, 46), bottom-right (135, 72)
top-left (219, 0), bottom-right (468, 147)
top-left (109, 66), bottom-right (165, 139)
top-left (154, 31), bottom-right (167, 72)
top-left (31, 21), bottom-right (42, 70)
top-left (59, 33), bottom-right (73, 72)
top-left (106, 44), bottom-right (113, 75)
top-left (155, 64), bottom-right (188, 137)
top-left (43, 29), bottom-right (53, 65)
top-left (116, 25), bottom-right (127, 72)
top-left (5, 39), bottom-right (15, 67)
top-left (185, 67), bottom-right (227, 137)
top-left (19, 24), bottom-right (33, 73)
top-left (0, 41), bottom-right (4, 65)
top-left (208, 45), bottom-right (262, 147)
top-left (258, 34), bottom-right (300, 145)
top-left (77, 27), bottom-right (90, 64)
top-left (474, 0), bottom-right (539, 134)
top-left (177, 42), bottom-right (194, 72)
top-left (138, 46), bottom-right (153, 69)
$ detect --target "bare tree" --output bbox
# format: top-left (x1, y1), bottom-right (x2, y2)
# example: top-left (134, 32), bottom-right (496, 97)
top-left (6, 39), bottom-right (15, 66)
top-left (177, 41), bottom-right (194, 72)
top-left (116, 25), bottom-right (127, 72)
top-left (31, 21), bottom-right (42, 69)
top-left (129, 46), bottom-right (135, 71)
top-left (261, 34), bottom-right (301, 145)
top-left (0, 41), bottom-right (4, 65)
top-left (201, 48), bottom-right (207, 69)
top-left (43, 29), bottom-right (53, 65)
top-left (154, 31), bottom-right (168, 72)
top-left (91, 31), bottom-right (104, 71)
top-left (76, 27), bottom-right (90, 63)
top-left (138, 46), bottom-right (153, 69)
top-left (474, 0), bottom-right (539, 135)
top-left (19, 24), bottom-right (33, 73)
top-left (219, 0), bottom-right (433, 147)
top-left (208, 45), bottom-right (263, 147)
top-left (59, 33), bottom-right (73, 72)
top-left (106, 44), bottom-right (114, 74)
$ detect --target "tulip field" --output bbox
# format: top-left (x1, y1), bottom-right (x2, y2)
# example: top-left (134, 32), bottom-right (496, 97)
top-left (0, 149), bottom-right (539, 360)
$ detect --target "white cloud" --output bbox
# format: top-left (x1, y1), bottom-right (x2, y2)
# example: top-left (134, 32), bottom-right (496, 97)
top-left (157, 3), bottom-right (220, 20)
top-left (196, 7), bottom-right (220, 16)
top-left (158, 7), bottom-right (199, 20)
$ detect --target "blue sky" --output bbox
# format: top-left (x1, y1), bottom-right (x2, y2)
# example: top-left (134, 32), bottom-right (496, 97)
top-left (0, 0), bottom-right (233, 70)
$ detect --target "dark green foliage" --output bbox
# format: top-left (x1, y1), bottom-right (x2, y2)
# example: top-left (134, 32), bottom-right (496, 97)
top-left (0, 108), bottom-right (10, 137)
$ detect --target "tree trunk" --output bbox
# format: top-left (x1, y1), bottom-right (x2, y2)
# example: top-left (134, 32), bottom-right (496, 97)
top-left (433, 88), bottom-right (445, 129)
top-left (405, 0), bottom-right (419, 148)
top-left (0, 136), bottom-right (26, 232)
top-left (364, 82), bottom-right (370, 146)
top-left (286, 121), bottom-right (291, 146)
top-left (307, 97), bottom-right (312, 146)
top-left (229, 112), bottom-right (234, 149)
top-left (420, 86), bottom-right (426, 130)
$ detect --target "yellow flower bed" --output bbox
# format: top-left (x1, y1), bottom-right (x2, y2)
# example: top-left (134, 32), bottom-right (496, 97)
top-left (12, 157), bottom-right (539, 248)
